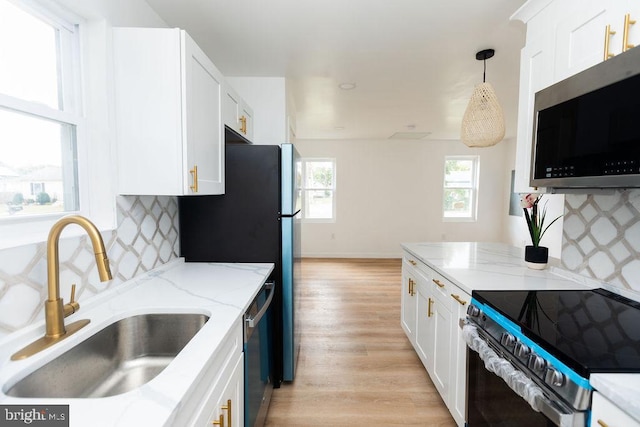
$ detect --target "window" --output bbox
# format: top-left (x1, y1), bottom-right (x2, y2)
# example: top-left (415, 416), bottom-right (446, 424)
top-left (0, 0), bottom-right (81, 220)
top-left (443, 156), bottom-right (479, 221)
top-left (299, 158), bottom-right (335, 221)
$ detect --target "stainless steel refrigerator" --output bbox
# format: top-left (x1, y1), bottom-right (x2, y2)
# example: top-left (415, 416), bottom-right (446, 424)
top-left (178, 142), bottom-right (301, 419)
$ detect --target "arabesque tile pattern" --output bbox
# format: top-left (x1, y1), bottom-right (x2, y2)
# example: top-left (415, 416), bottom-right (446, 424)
top-left (562, 190), bottom-right (640, 292)
top-left (0, 196), bottom-right (179, 338)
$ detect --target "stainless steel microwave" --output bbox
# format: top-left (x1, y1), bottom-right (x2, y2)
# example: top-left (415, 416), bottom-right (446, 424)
top-left (531, 46), bottom-right (640, 190)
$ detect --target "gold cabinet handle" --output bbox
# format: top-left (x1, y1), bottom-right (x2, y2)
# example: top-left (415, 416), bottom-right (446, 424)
top-left (190, 165), bottom-right (198, 193)
top-left (408, 259), bottom-right (417, 266)
top-left (428, 297), bottom-right (433, 317)
top-left (212, 413), bottom-right (224, 426)
top-left (221, 399), bottom-right (232, 427)
top-left (432, 279), bottom-right (445, 288)
top-left (451, 294), bottom-right (467, 306)
top-left (604, 24), bottom-right (617, 60)
top-left (597, 420), bottom-right (610, 427)
top-left (408, 278), bottom-right (415, 296)
top-left (623, 13), bottom-right (636, 52)
top-left (239, 116), bottom-right (247, 134)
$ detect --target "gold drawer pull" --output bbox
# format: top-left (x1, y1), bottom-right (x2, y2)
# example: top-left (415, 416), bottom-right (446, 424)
top-left (408, 259), bottom-right (417, 266)
top-left (604, 24), bottom-right (616, 60)
top-left (597, 420), bottom-right (609, 427)
top-left (190, 165), bottom-right (198, 193)
top-left (623, 13), bottom-right (636, 52)
top-left (432, 279), bottom-right (445, 288)
top-left (212, 413), bottom-right (224, 426)
top-left (451, 294), bottom-right (467, 306)
top-left (239, 116), bottom-right (247, 134)
top-left (222, 399), bottom-right (232, 427)
top-left (428, 297), bottom-right (433, 317)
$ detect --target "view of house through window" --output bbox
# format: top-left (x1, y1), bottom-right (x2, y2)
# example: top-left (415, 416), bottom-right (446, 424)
top-left (443, 156), bottom-right (479, 220)
top-left (299, 158), bottom-right (335, 220)
top-left (0, 0), bottom-right (80, 218)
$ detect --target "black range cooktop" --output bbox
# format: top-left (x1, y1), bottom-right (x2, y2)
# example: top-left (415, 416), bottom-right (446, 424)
top-left (473, 288), bottom-right (640, 378)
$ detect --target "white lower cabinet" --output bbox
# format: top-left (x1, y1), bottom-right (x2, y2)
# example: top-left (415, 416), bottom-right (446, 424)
top-left (590, 391), bottom-right (640, 427)
top-left (401, 259), bottom-right (419, 344)
top-left (198, 353), bottom-right (244, 427)
top-left (401, 251), bottom-right (469, 427)
top-left (171, 319), bottom-right (244, 427)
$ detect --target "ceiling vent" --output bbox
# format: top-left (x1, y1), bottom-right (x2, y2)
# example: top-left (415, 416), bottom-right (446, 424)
top-left (388, 132), bottom-right (431, 140)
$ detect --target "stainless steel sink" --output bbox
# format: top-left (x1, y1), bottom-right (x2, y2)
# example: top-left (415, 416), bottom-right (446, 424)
top-left (5, 313), bottom-right (209, 398)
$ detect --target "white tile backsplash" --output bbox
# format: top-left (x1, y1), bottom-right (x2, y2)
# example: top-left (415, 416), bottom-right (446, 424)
top-left (0, 196), bottom-right (180, 338)
top-left (562, 189), bottom-right (640, 292)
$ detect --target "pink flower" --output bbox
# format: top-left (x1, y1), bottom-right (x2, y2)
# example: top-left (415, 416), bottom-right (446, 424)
top-left (520, 193), bottom-right (538, 209)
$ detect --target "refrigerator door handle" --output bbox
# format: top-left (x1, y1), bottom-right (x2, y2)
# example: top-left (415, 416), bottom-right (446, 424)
top-left (280, 209), bottom-right (301, 218)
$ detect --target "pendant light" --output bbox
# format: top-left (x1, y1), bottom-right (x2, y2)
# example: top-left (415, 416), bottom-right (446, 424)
top-left (460, 49), bottom-right (505, 147)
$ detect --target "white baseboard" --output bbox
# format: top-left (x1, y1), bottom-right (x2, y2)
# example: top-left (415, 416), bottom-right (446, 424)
top-left (301, 251), bottom-right (402, 259)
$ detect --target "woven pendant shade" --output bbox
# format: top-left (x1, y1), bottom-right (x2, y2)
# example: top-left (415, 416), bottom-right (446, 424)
top-left (461, 82), bottom-right (505, 147)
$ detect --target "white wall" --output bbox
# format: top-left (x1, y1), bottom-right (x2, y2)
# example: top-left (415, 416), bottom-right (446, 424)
top-left (296, 138), bottom-right (513, 258)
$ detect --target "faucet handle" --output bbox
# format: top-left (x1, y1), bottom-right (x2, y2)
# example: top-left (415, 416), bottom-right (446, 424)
top-left (69, 284), bottom-right (76, 303)
top-left (63, 284), bottom-right (80, 317)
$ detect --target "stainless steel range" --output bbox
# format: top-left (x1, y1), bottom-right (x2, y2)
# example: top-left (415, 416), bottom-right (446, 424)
top-left (463, 288), bottom-right (640, 427)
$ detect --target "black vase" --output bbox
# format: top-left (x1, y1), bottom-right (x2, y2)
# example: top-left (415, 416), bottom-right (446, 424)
top-left (524, 245), bottom-right (548, 270)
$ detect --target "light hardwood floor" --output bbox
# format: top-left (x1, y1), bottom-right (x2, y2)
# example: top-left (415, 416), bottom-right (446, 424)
top-left (265, 258), bottom-right (457, 426)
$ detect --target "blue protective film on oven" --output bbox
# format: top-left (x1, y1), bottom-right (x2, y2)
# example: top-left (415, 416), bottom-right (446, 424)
top-left (471, 298), bottom-right (592, 390)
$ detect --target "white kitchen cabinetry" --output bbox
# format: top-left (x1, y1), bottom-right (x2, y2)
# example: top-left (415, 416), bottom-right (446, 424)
top-left (449, 287), bottom-right (470, 425)
top-left (200, 354), bottom-right (244, 427)
top-left (401, 258), bottom-right (419, 344)
top-left (224, 84), bottom-right (254, 141)
top-left (113, 28), bottom-right (225, 195)
top-left (511, 0), bottom-right (640, 193)
top-left (401, 252), bottom-right (469, 427)
top-left (590, 391), bottom-right (640, 427)
top-left (187, 320), bottom-right (245, 427)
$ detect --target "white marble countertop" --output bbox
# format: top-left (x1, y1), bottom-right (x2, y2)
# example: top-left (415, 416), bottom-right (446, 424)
top-left (402, 242), bottom-right (640, 421)
top-left (401, 242), bottom-right (591, 294)
top-left (591, 374), bottom-right (640, 422)
top-left (0, 259), bottom-right (273, 427)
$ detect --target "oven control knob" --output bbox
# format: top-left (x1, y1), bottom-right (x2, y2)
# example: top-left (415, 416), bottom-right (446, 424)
top-left (528, 354), bottom-right (546, 372)
top-left (500, 332), bottom-right (516, 349)
top-left (545, 368), bottom-right (565, 387)
top-left (514, 342), bottom-right (530, 359)
top-left (467, 304), bottom-right (481, 318)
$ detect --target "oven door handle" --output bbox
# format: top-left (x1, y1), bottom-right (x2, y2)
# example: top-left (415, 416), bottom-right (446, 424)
top-left (462, 322), bottom-right (586, 427)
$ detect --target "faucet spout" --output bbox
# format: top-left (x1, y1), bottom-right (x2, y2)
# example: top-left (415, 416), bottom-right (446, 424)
top-left (11, 215), bottom-right (112, 360)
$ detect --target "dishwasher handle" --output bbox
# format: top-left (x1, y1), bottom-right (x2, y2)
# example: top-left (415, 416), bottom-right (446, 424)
top-left (245, 282), bottom-right (274, 328)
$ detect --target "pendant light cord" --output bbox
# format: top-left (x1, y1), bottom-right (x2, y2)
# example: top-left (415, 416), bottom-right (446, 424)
top-left (483, 58), bottom-right (486, 83)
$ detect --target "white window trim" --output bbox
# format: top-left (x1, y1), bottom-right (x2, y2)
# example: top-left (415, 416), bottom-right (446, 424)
top-left (442, 155), bottom-right (479, 223)
top-left (301, 158), bottom-right (336, 223)
top-left (0, 0), bottom-right (116, 250)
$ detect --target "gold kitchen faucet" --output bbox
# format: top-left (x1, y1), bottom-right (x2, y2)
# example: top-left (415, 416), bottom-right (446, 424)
top-left (11, 215), bottom-right (112, 360)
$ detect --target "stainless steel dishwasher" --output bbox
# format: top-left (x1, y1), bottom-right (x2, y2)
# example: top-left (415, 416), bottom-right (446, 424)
top-left (244, 281), bottom-right (274, 427)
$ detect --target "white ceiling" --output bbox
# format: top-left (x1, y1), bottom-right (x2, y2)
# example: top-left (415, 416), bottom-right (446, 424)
top-left (144, 0), bottom-right (527, 140)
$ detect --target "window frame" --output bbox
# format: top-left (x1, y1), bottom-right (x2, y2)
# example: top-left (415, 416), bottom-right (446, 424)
top-left (300, 158), bottom-right (336, 223)
top-left (0, 0), bottom-right (92, 249)
top-left (442, 155), bottom-right (479, 222)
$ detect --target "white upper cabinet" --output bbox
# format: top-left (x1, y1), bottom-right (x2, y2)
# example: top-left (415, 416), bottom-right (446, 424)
top-left (223, 83), bottom-right (254, 141)
top-left (113, 28), bottom-right (225, 195)
top-left (512, 3), bottom-right (556, 193)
